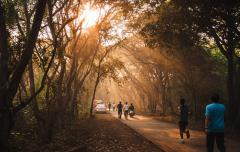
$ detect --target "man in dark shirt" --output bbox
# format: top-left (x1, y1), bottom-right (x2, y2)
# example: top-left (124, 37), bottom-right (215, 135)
top-left (117, 101), bottom-right (123, 119)
top-left (178, 98), bottom-right (190, 143)
top-left (108, 102), bottom-right (111, 111)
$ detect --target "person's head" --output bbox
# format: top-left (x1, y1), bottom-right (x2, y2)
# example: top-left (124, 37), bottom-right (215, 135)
top-left (211, 93), bottom-right (220, 103)
top-left (125, 102), bottom-right (128, 104)
top-left (119, 101), bottom-right (121, 104)
top-left (131, 103), bottom-right (133, 106)
top-left (180, 98), bottom-right (185, 106)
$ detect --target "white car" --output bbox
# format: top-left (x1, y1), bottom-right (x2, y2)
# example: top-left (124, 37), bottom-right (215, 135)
top-left (95, 103), bottom-right (107, 113)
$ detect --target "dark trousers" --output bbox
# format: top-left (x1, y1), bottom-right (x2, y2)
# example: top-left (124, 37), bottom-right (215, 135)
top-left (124, 110), bottom-right (128, 119)
top-left (207, 132), bottom-right (225, 152)
top-left (179, 121), bottom-right (189, 139)
top-left (118, 110), bottom-right (122, 118)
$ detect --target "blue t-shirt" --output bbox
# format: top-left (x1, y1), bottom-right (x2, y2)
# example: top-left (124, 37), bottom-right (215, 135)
top-left (205, 103), bottom-right (225, 132)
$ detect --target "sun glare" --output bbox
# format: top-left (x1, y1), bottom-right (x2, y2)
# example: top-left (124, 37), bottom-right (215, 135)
top-left (80, 4), bottom-right (102, 30)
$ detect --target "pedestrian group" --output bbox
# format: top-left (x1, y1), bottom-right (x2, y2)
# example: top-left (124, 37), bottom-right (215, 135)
top-left (106, 93), bottom-right (225, 152)
top-left (178, 93), bottom-right (225, 152)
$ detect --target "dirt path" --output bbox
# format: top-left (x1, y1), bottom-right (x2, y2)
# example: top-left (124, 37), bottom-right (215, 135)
top-left (65, 114), bottom-right (163, 152)
top-left (11, 113), bottom-right (163, 152)
top-left (111, 112), bottom-right (240, 152)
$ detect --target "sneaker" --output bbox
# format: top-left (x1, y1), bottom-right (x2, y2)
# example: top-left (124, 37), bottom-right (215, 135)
top-left (186, 130), bottom-right (190, 139)
top-left (180, 139), bottom-right (185, 144)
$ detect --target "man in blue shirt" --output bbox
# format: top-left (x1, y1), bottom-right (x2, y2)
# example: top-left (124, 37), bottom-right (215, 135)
top-left (205, 93), bottom-right (226, 152)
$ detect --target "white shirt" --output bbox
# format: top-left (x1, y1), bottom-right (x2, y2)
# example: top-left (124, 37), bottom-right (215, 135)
top-left (123, 104), bottom-right (129, 111)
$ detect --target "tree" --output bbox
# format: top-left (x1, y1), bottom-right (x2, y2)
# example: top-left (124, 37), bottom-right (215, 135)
top-left (89, 44), bottom-right (124, 117)
top-left (137, 0), bottom-right (240, 123)
top-left (0, 0), bottom-right (47, 150)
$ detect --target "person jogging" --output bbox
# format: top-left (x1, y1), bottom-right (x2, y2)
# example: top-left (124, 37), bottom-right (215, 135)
top-left (205, 93), bottom-right (226, 152)
top-left (178, 98), bottom-right (190, 144)
top-left (117, 101), bottom-right (123, 119)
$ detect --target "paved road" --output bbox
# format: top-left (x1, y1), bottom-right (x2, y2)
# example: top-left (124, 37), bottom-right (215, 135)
top-left (111, 112), bottom-right (240, 152)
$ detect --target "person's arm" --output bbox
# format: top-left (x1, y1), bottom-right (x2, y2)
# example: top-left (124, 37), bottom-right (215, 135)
top-left (205, 106), bottom-right (210, 133)
top-left (224, 105), bottom-right (226, 123)
top-left (205, 116), bottom-right (210, 133)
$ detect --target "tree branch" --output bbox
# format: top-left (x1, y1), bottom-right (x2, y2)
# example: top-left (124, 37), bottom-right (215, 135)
top-left (209, 27), bottom-right (228, 57)
top-left (8, 0), bottom-right (48, 105)
top-left (13, 42), bottom-right (57, 114)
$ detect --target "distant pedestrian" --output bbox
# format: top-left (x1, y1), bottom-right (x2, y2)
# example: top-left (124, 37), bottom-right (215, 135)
top-left (205, 93), bottom-right (225, 152)
top-left (123, 102), bottom-right (129, 119)
top-left (117, 101), bottom-right (123, 119)
top-left (108, 102), bottom-right (111, 111)
top-left (112, 103), bottom-right (116, 111)
top-left (178, 98), bottom-right (190, 144)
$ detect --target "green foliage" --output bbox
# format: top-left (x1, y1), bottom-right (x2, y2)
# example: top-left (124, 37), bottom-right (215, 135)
top-left (207, 48), bottom-right (227, 65)
top-left (135, 0), bottom-right (238, 85)
top-left (204, 47), bottom-right (227, 76)
top-left (2, 0), bottom-right (18, 27)
top-left (141, 0), bottom-right (240, 54)
top-left (100, 57), bottom-right (125, 83)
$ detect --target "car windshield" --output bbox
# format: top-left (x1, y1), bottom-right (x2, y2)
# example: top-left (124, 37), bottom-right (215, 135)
top-left (96, 104), bottom-right (106, 108)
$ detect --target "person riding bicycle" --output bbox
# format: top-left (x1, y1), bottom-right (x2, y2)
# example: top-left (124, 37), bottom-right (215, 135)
top-left (129, 103), bottom-right (135, 117)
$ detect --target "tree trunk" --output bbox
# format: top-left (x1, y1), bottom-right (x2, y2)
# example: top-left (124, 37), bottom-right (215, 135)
top-left (0, 2), bottom-right (12, 150)
top-left (227, 55), bottom-right (238, 123)
top-left (29, 60), bottom-right (49, 143)
top-left (167, 87), bottom-right (174, 114)
top-left (29, 60), bottom-right (41, 119)
top-left (90, 76), bottom-right (100, 117)
top-left (0, 108), bottom-right (12, 152)
top-left (236, 63), bottom-right (240, 126)
top-left (161, 87), bottom-right (167, 115)
top-left (193, 92), bottom-right (198, 121)
top-left (56, 60), bottom-right (66, 128)
top-left (70, 79), bottom-right (82, 119)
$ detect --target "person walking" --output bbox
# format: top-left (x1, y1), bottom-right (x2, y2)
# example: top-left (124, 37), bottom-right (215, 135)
top-left (108, 102), bottom-right (111, 111)
top-left (112, 102), bottom-right (116, 111)
top-left (123, 102), bottom-right (129, 119)
top-left (178, 98), bottom-right (190, 144)
top-left (205, 93), bottom-right (226, 152)
top-left (117, 101), bottom-right (123, 119)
